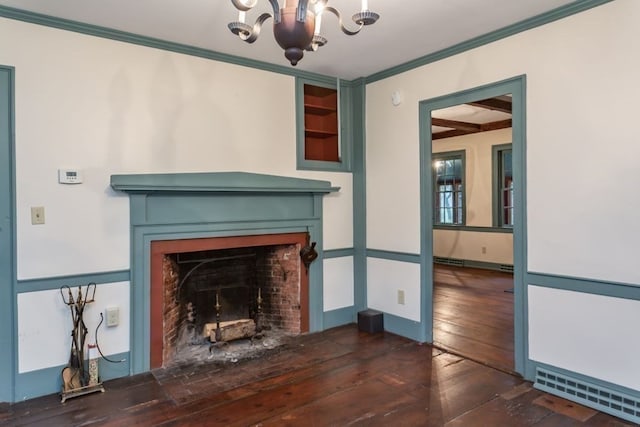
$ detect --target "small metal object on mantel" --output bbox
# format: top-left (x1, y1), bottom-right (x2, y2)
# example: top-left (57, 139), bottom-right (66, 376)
top-left (299, 234), bottom-right (318, 272)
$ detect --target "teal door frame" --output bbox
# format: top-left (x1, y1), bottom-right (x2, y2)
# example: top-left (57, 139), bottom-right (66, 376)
top-left (419, 75), bottom-right (529, 378)
top-left (0, 65), bottom-right (16, 402)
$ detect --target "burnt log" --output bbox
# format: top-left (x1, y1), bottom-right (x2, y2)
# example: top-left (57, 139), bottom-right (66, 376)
top-left (203, 319), bottom-right (256, 343)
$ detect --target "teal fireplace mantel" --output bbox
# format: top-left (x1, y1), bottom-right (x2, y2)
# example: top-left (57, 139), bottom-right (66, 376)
top-left (110, 171), bottom-right (340, 194)
top-left (110, 171), bottom-right (338, 374)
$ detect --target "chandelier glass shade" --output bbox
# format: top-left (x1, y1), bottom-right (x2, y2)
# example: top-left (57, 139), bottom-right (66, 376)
top-left (228, 0), bottom-right (379, 66)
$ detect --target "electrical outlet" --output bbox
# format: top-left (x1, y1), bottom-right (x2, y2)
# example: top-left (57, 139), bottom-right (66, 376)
top-left (30, 206), bottom-right (45, 225)
top-left (106, 306), bottom-right (119, 327)
top-left (481, 246), bottom-right (487, 254)
top-left (397, 289), bottom-right (405, 305)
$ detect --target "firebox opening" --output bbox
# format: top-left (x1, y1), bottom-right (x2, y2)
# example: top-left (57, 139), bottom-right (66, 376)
top-left (160, 242), bottom-right (303, 367)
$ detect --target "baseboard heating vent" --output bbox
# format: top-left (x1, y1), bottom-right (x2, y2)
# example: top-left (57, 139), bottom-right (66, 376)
top-left (499, 264), bottom-right (514, 273)
top-left (433, 257), bottom-right (464, 267)
top-left (535, 367), bottom-right (640, 424)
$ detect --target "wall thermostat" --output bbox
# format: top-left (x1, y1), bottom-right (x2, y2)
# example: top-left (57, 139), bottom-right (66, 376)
top-left (58, 169), bottom-right (83, 184)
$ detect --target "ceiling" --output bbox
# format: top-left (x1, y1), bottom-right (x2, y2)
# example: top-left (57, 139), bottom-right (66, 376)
top-left (432, 96), bottom-right (512, 140)
top-left (0, 0), bottom-right (579, 79)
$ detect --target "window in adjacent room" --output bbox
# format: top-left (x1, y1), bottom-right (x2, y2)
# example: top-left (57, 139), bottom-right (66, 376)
top-left (493, 144), bottom-right (513, 227)
top-left (433, 151), bottom-right (465, 225)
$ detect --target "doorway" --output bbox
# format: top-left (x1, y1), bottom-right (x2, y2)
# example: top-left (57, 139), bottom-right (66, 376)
top-left (430, 96), bottom-right (515, 372)
top-left (418, 76), bottom-right (528, 378)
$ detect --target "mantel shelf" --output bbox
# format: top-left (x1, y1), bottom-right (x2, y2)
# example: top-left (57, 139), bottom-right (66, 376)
top-left (110, 172), bottom-right (340, 194)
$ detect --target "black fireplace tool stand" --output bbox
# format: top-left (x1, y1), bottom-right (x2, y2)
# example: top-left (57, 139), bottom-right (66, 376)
top-left (60, 283), bottom-right (105, 403)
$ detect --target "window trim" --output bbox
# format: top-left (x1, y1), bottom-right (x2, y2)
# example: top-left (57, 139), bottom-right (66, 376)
top-left (432, 150), bottom-right (466, 227)
top-left (492, 143), bottom-right (513, 228)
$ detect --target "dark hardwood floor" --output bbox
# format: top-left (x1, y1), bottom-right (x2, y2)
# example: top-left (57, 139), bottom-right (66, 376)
top-left (0, 325), bottom-right (631, 426)
top-left (433, 264), bottom-right (515, 372)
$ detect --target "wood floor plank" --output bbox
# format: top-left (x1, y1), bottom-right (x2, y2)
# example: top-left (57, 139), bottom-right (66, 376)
top-left (433, 264), bottom-right (515, 371)
top-left (1, 325), bottom-right (631, 426)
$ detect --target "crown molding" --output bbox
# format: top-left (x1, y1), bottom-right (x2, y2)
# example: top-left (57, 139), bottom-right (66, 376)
top-left (365, 0), bottom-right (614, 83)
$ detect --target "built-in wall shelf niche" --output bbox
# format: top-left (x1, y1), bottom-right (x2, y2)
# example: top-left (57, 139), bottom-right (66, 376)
top-left (303, 83), bottom-right (339, 162)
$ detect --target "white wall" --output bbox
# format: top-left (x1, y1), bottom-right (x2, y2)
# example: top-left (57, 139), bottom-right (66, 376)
top-left (17, 282), bottom-right (129, 373)
top-left (367, 0), bottom-right (640, 285)
top-left (367, 258), bottom-right (420, 322)
top-left (323, 256), bottom-right (354, 311)
top-left (529, 286), bottom-right (640, 390)
top-left (434, 229), bottom-right (513, 265)
top-left (432, 128), bottom-right (513, 264)
top-left (0, 17), bottom-right (354, 374)
top-left (0, 17), bottom-right (353, 281)
top-left (366, 0), bottom-right (640, 388)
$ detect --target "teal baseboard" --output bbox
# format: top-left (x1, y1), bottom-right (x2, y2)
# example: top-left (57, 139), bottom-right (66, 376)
top-left (14, 352), bottom-right (130, 401)
top-left (324, 307), bottom-right (426, 343)
top-left (434, 256), bottom-right (513, 273)
top-left (382, 312), bottom-right (425, 342)
top-left (323, 306), bottom-right (355, 329)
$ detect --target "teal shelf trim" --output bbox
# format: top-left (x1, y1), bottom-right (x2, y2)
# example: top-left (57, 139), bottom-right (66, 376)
top-left (366, 0), bottom-right (614, 83)
top-left (17, 270), bottom-right (130, 293)
top-left (295, 77), bottom-right (353, 173)
top-left (0, 5), bottom-right (343, 82)
top-left (110, 172), bottom-right (340, 194)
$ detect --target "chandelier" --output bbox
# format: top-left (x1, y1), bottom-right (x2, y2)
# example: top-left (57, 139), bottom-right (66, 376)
top-left (228, 0), bottom-right (379, 66)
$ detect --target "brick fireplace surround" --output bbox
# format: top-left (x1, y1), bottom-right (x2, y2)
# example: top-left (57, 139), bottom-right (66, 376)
top-left (151, 232), bottom-right (309, 368)
top-left (111, 172), bottom-right (338, 374)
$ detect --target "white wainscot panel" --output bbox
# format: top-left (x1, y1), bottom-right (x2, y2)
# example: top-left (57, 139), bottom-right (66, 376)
top-left (323, 256), bottom-right (354, 311)
top-left (319, 175), bottom-right (353, 250)
top-left (18, 282), bottom-right (130, 373)
top-left (529, 285), bottom-right (640, 391)
top-left (367, 258), bottom-right (420, 321)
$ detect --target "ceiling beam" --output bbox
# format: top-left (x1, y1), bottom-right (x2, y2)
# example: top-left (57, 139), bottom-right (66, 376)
top-left (432, 129), bottom-right (475, 140)
top-left (431, 118), bottom-right (481, 132)
top-left (467, 98), bottom-right (512, 113)
top-left (480, 118), bottom-right (512, 131)
top-left (432, 118), bottom-right (512, 140)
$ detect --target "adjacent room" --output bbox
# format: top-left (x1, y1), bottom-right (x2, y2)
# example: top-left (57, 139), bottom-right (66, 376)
top-left (430, 96), bottom-right (515, 373)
